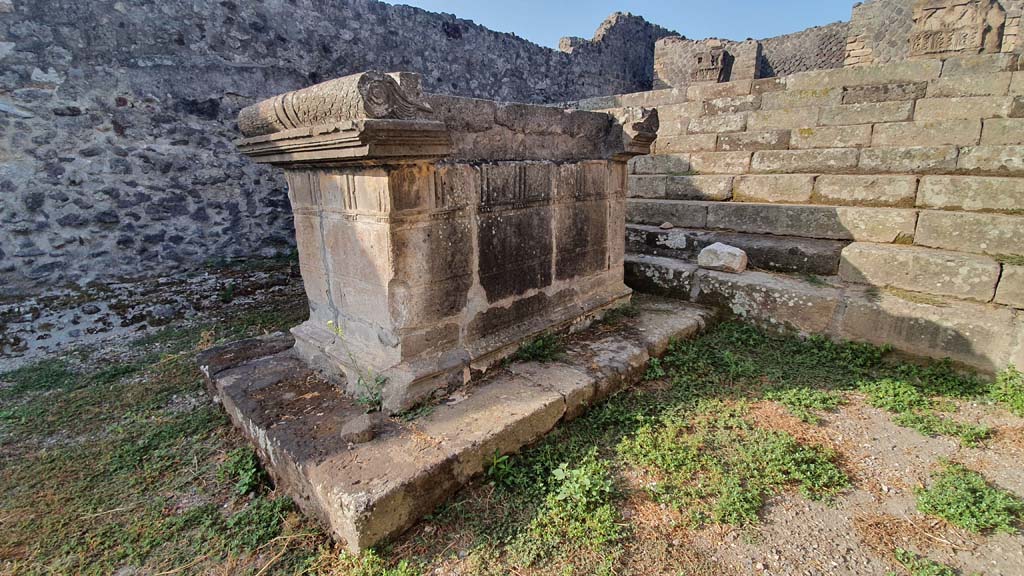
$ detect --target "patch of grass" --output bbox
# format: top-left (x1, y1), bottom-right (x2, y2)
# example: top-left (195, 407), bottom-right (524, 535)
top-left (510, 451), bottom-right (622, 568)
top-left (860, 378), bottom-right (931, 413)
top-left (915, 462), bottom-right (1023, 534)
top-left (885, 287), bottom-right (948, 307)
top-left (891, 548), bottom-right (959, 576)
top-left (991, 364), bottom-right (1024, 417)
top-left (765, 387), bottom-right (845, 423)
top-left (801, 273), bottom-right (828, 287)
top-left (223, 496), bottom-right (294, 551)
top-left (218, 446), bottom-right (270, 496)
top-left (858, 372), bottom-right (992, 447)
top-left (0, 358), bottom-right (78, 397)
top-left (892, 412), bottom-right (990, 447)
top-left (510, 332), bottom-right (564, 363)
top-left (618, 403), bottom-right (849, 527)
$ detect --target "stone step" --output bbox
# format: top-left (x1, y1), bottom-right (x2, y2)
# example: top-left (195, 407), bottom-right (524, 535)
top-left (625, 254), bottom-right (1023, 372)
top-left (199, 295), bottom-right (714, 553)
top-left (626, 224), bottom-right (846, 275)
top-left (839, 242), bottom-right (1001, 303)
top-left (627, 199), bottom-right (918, 243)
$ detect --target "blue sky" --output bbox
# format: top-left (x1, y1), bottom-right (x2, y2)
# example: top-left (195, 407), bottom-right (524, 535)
top-left (382, 1), bottom-right (855, 49)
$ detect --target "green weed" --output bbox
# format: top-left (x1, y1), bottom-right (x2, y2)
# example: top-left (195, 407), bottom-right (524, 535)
top-left (891, 548), bottom-right (958, 576)
top-left (915, 462), bottom-right (1023, 534)
top-left (510, 332), bottom-right (564, 363)
top-left (859, 379), bottom-right (931, 413)
top-left (765, 387), bottom-right (845, 423)
top-left (991, 364), bottom-right (1024, 417)
top-left (218, 447), bottom-right (269, 496)
top-left (891, 412), bottom-right (990, 447)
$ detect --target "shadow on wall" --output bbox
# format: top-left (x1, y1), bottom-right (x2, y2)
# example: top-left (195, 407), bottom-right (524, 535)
top-left (625, 202), bottom-right (1021, 375)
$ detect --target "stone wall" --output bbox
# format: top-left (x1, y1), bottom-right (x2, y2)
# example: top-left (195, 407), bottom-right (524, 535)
top-left (579, 53), bottom-right (1024, 372)
top-left (844, 0), bottom-right (1024, 67)
top-left (653, 23), bottom-right (850, 89)
top-left (0, 0), bottom-right (674, 297)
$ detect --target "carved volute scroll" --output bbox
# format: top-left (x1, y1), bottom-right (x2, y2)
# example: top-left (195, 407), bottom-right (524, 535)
top-left (238, 71), bottom-right (434, 138)
top-left (909, 0), bottom-right (1006, 58)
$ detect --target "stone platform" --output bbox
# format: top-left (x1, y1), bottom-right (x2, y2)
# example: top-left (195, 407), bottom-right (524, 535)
top-left (198, 294), bottom-right (712, 552)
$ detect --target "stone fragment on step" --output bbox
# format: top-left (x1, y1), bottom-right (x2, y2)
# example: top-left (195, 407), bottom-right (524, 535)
top-left (697, 242), bottom-right (748, 273)
top-left (659, 221), bottom-right (674, 229)
top-left (340, 412), bottom-right (385, 445)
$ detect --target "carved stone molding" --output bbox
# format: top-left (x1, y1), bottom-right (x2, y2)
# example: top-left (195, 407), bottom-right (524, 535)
top-left (238, 71), bottom-right (434, 138)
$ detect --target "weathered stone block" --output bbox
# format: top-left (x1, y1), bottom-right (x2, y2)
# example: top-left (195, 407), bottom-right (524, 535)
top-left (665, 175), bottom-right (734, 201)
top-left (761, 87), bottom-right (843, 110)
top-left (916, 210), bottom-right (1024, 256)
top-left (751, 149), bottom-right (860, 173)
top-left (858, 146), bottom-right (959, 173)
top-left (695, 269), bottom-right (840, 333)
top-left (917, 175), bottom-right (1024, 212)
top-left (752, 77), bottom-right (787, 95)
top-left (733, 174), bottom-right (815, 204)
top-left (717, 130), bottom-right (791, 151)
top-left (981, 118), bottom-right (1024, 145)
top-left (704, 94), bottom-right (761, 115)
top-left (627, 199), bottom-right (709, 228)
top-left (820, 101), bottom-right (915, 125)
top-left (707, 202), bottom-right (918, 242)
top-left (790, 125), bottom-right (873, 149)
top-left (747, 107), bottom-right (820, 130)
top-left (657, 101), bottom-right (705, 134)
top-left (1012, 72), bottom-right (1024, 95)
top-left (688, 151), bottom-right (752, 174)
top-left (654, 133), bottom-right (719, 153)
top-left (624, 254), bottom-right (698, 298)
top-left (995, 265), bottom-right (1024, 308)
top-left (688, 113), bottom-right (747, 134)
top-left (837, 289), bottom-right (1016, 371)
top-left (628, 175), bottom-right (666, 198)
top-left (786, 60), bottom-right (942, 91)
top-left (914, 96), bottom-right (1024, 120)
top-left (687, 79), bottom-right (753, 101)
top-left (841, 82), bottom-right (928, 104)
top-left (629, 154), bottom-right (690, 175)
top-left (927, 73), bottom-right (1012, 97)
top-left (839, 243), bottom-right (999, 302)
top-left (940, 54), bottom-right (1018, 77)
top-left (814, 175), bottom-right (918, 207)
top-left (957, 145), bottom-right (1024, 174)
top-left (698, 242), bottom-right (748, 273)
top-left (870, 119), bottom-right (982, 147)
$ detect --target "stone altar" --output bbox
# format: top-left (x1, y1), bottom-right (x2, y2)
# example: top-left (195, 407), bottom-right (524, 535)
top-left (233, 71), bottom-right (657, 413)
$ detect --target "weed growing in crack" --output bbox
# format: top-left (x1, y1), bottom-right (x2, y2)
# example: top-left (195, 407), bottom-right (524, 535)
top-left (327, 319), bottom-right (388, 412)
top-left (915, 461), bottom-right (1023, 534)
top-left (510, 332), bottom-right (564, 363)
top-left (218, 446), bottom-right (269, 496)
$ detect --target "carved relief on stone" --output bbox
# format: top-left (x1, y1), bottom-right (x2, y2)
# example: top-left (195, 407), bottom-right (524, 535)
top-left (691, 47), bottom-right (727, 83)
top-left (238, 71), bottom-right (434, 138)
top-left (909, 0), bottom-right (1006, 58)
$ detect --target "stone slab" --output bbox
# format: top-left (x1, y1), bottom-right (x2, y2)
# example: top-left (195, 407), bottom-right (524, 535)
top-left (733, 174), bottom-right (815, 204)
top-left (626, 224), bottom-right (847, 275)
top-left (655, 133), bottom-right (719, 153)
top-left (627, 199), bottom-right (709, 228)
top-left (870, 119), bottom-right (982, 147)
top-left (917, 175), bottom-right (1024, 212)
top-left (717, 130), bottom-right (792, 151)
top-left (203, 295), bottom-right (712, 553)
top-left (837, 288), bottom-right (1017, 372)
top-left (751, 149), bottom-right (860, 174)
top-left (694, 269), bottom-right (840, 334)
top-left (839, 242), bottom-right (1000, 302)
top-left (914, 96), bottom-right (1023, 121)
top-left (858, 146), bottom-right (959, 173)
top-left (820, 101), bottom-right (915, 125)
top-left (813, 175), bottom-right (918, 207)
top-left (706, 202), bottom-right (918, 243)
top-left (927, 73), bottom-right (1012, 97)
top-left (688, 151), bottom-right (752, 174)
top-left (915, 210), bottom-right (1024, 257)
top-left (957, 145), bottom-right (1024, 174)
top-left (995, 265), bottom-right (1024, 309)
top-left (981, 118), bottom-right (1024, 145)
top-left (790, 125), bottom-right (873, 149)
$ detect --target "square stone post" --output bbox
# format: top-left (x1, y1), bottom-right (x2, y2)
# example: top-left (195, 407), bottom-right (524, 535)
top-left (235, 71), bottom-right (657, 412)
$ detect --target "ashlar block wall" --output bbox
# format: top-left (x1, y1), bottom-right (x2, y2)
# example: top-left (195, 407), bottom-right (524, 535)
top-left (578, 53), bottom-right (1024, 372)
